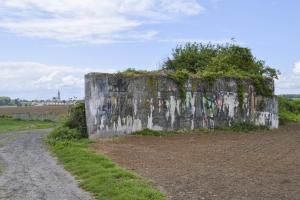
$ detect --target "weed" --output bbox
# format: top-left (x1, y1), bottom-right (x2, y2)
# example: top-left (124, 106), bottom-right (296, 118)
top-left (131, 129), bottom-right (176, 136)
top-left (167, 69), bottom-right (189, 101)
top-left (230, 122), bottom-right (268, 132)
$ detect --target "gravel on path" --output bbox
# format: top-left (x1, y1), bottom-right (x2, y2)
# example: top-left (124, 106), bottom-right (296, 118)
top-left (0, 130), bottom-right (92, 200)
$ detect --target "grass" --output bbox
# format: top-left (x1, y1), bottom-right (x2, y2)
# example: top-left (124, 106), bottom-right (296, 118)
top-left (279, 111), bottom-right (300, 123)
top-left (217, 122), bottom-right (269, 132)
top-left (131, 129), bottom-right (177, 136)
top-left (131, 122), bottom-right (269, 137)
top-left (278, 97), bottom-right (300, 124)
top-left (0, 117), bottom-right (56, 134)
top-left (291, 98), bottom-right (300, 101)
top-left (47, 139), bottom-right (166, 200)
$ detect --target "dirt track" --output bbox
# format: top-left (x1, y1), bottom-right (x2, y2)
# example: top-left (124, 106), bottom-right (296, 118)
top-left (93, 124), bottom-right (300, 200)
top-left (0, 130), bottom-right (92, 200)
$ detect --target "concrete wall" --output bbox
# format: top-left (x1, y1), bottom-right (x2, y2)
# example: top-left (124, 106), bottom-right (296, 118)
top-left (85, 73), bottom-right (278, 138)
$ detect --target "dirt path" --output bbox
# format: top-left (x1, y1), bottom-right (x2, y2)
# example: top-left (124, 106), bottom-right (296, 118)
top-left (0, 130), bottom-right (92, 200)
top-left (93, 124), bottom-right (300, 200)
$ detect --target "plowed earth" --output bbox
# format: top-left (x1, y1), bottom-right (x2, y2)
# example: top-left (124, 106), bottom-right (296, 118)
top-left (93, 124), bottom-right (300, 200)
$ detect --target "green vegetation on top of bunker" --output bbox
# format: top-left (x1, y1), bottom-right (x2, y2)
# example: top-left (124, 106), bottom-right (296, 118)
top-left (118, 42), bottom-right (279, 104)
top-left (0, 116), bottom-right (56, 134)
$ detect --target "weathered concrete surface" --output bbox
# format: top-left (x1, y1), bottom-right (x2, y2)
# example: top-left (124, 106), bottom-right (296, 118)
top-left (0, 130), bottom-right (92, 200)
top-left (85, 73), bottom-right (278, 138)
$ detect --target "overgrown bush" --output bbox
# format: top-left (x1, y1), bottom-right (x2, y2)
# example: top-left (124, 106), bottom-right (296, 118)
top-left (47, 126), bottom-right (81, 143)
top-left (47, 102), bottom-right (88, 143)
top-left (63, 102), bottom-right (88, 138)
top-left (163, 42), bottom-right (279, 97)
top-left (163, 42), bottom-right (278, 79)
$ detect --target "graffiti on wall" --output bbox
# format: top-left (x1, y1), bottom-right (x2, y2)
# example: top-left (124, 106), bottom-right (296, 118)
top-left (85, 74), bottom-right (278, 138)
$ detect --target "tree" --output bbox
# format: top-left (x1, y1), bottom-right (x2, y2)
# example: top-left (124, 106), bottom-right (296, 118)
top-left (0, 96), bottom-right (12, 106)
top-left (163, 43), bottom-right (220, 73)
top-left (163, 42), bottom-right (279, 80)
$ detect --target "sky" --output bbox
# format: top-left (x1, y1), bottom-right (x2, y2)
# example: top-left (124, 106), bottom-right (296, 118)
top-left (0, 0), bottom-right (299, 100)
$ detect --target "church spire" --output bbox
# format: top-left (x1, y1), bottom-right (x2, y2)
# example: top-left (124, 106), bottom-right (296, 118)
top-left (57, 90), bottom-right (61, 101)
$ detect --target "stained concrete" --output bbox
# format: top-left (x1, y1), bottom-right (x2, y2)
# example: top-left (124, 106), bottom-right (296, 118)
top-left (85, 73), bottom-right (278, 138)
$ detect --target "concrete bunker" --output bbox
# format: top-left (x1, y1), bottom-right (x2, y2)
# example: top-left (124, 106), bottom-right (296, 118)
top-left (85, 72), bottom-right (278, 138)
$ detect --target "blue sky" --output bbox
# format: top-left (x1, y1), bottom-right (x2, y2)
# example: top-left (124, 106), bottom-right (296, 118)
top-left (0, 0), bottom-right (299, 100)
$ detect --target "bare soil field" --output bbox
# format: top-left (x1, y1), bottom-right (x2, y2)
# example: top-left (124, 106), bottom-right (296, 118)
top-left (0, 105), bottom-right (69, 121)
top-left (93, 124), bottom-right (300, 200)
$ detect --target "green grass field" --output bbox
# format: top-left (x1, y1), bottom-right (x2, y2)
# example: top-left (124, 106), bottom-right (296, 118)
top-left (291, 98), bottom-right (300, 101)
top-left (47, 140), bottom-right (166, 200)
top-left (0, 117), bottom-right (56, 134)
top-left (278, 97), bottom-right (300, 124)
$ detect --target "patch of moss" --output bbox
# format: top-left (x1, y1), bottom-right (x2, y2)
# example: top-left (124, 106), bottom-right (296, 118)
top-left (119, 68), bottom-right (161, 78)
top-left (203, 76), bottom-right (215, 93)
top-left (143, 100), bottom-right (151, 109)
top-left (146, 76), bottom-right (157, 97)
top-left (197, 71), bottom-right (274, 98)
top-left (167, 70), bottom-right (189, 101)
top-left (257, 99), bottom-right (266, 111)
top-left (191, 80), bottom-right (198, 91)
top-left (0, 164), bottom-right (5, 174)
top-left (120, 68), bottom-right (274, 101)
top-left (236, 79), bottom-right (244, 113)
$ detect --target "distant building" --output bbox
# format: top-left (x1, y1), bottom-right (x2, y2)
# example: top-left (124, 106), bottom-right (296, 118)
top-left (29, 90), bottom-right (78, 106)
top-left (52, 90), bottom-right (61, 102)
top-left (57, 90), bottom-right (61, 101)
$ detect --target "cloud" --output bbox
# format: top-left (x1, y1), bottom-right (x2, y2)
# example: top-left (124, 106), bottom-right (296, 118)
top-left (158, 38), bottom-right (233, 44)
top-left (0, 0), bottom-right (204, 44)
top-left (276, 61), bottom-right (300, 94)
top-left (292, 61), bottom-right (300, 74)
top-left (0, 61), bottom-right (115, 99)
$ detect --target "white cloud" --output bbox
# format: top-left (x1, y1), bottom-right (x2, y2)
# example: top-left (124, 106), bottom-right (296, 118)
top-left (0, 61), bottom-right (115, 99)
top-left (276, 61), bottom-right (300, 94)
top-left (0, 0), bottom-right (204, 44)
top-left (292, 61), bottom-right (300, 74)
top-left (158, 38), bottom-right (233, 44)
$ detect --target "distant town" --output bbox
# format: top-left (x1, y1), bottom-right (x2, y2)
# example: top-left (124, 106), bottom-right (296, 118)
top-left (0, 90), bottom-right (79, 107)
